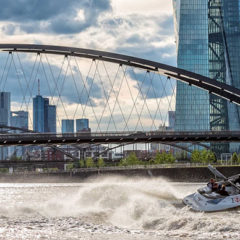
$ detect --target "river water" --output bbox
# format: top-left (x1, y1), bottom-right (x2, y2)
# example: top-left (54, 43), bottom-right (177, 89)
top-left (0, 176), bottom-right (239, 240)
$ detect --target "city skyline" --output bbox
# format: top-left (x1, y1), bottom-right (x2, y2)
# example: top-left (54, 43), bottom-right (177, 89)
top-left (0, 1), bottom-right (176, 132)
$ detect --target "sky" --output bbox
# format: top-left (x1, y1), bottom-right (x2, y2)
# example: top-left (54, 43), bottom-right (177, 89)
top-left (0, 0), bottom-right (175, 63)
top-left (0, 0), bottom-right (176, 131)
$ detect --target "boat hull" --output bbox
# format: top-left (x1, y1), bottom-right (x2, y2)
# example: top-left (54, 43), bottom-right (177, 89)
top-left (183, 192), bottom-right (240, 212)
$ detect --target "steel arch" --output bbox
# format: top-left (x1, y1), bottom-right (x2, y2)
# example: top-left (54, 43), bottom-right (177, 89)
top-left (0, 43), bottom-right (240, 105)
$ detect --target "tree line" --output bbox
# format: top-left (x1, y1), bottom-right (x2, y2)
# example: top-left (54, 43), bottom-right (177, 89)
top-left (67, 149), bottom-right (219, 169)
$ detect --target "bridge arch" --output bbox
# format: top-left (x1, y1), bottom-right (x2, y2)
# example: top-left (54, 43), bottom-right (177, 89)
top-left (0, 43), bottom-right (239, 105)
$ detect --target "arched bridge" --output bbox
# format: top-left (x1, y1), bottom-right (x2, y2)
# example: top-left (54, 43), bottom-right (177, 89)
top-left (0, 43), bottom-right (240, 105)
top-left (0, 44), bottom-right (239, 148)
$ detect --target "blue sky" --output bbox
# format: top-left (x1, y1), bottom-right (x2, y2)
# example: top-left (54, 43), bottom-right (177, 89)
top-left (0, 0), bottom-right (176, 131)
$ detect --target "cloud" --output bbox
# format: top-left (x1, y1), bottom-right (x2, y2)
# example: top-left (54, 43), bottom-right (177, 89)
top-left (128, 69), bottom-right (175, 99)
top-left (0, 53), bottom-right (103, 107)
top-left (0, 0), bottom-right (177, 131)
top-left (1, 0), bottom-right (112, 34)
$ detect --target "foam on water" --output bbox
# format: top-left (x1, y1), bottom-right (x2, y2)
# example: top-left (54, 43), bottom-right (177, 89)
top-left (0, 176), bottom-right (240, 239)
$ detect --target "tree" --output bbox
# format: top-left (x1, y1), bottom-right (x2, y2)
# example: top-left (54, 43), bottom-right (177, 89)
top-left (79, 159), bottom-right (85, 168)
top-left (232, 152), bottom-right (238, 164)
top-left (153, 151), bottom-right (175, 164)
top-left (97, 157), bottom-right (105, 168)
top-left (207, 151), bottom-right (216, 163)
top-left (126, 152), bottom-right (140, 165)
top-left (66, 163), bottom-right (74, 170)
top-left (119, 158), bottom-right (128, 166)
top-left (166, 153), bottom-right (176, 164)
top-left (86, 157), bottom-right (95, 168)
top-left (119, 152), bottom-right (140, 166)
top-left (154, 151), bottom-right (164, 164)
top-left (200, 149), bottom-right (208, 163)
top-left (191, 150), bottom-right (201, 163)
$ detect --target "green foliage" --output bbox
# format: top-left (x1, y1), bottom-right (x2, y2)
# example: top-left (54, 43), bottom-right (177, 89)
top-left (119, 152), bottom-right (141, 166)
top-left (153, 151), bottom-right (175, 164)
top-left (127, 152), bottom-right (140, 165)
top-left (191, 149), bottom-right (216, 163)
top-left (66, 163), bottom-right (74, 170)
top-left (86, 157), bottom-right (95, 168)
top-left (0, 168), bottom-right (9, 173)
top-left (119, 158), bottom-right (128, 166)
top-left (43, 168), bottom-right (59, 172)
top-left (97, 157), bottom-right (105, 168)
top-left (79, 159), bottom-right (85, 168)
top-left (232, 152), bottom-right (238, 163)
top-left (207, 151), bottom-right (216, 163)
top-left (10, 155), bottom-right (21, 161)
top-left (200, 149), bottom-right (208, 164)
top-left (191, 150), bottom-right (201, 163)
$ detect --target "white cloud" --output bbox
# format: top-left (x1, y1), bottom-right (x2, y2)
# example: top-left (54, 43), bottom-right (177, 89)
top-left (0, 0), bottom-right (177, 132)
top-left (113, 0), bottom-right (173, 16)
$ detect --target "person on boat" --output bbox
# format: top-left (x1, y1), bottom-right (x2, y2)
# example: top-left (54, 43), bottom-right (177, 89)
top-left (212, 183), bottom-right (219, 192)
top-left (207, 178), bottom-right (215, 188)
top-left (217, 184), bottom-right (229, 196)
top-left (207, 178), bottom-right (218, 192)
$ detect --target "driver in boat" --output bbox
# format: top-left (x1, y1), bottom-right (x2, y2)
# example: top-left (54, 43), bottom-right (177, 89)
top-left (207, 178), bottom-right (218, 192)
top-left (207, 180), bottom-right (229, 196)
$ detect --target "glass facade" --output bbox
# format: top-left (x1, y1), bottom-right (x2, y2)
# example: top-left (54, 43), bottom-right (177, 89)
top-left (33, 95), bottom-right (56, 133)
top-left (62, 119), bottom-right (74, 133)
top-left (76, 118), bottom-right (90, 132)
top-left (33, 95), bottom-right (45, 132)
top-left (173, 0), bottom-right (240, 153)
top-left (47, 105), bottom-right (56, 133)
top-left (0, 92), bottom-right (10, 125)
top-left (11, 111), bottom-right (28, 129)
top-left (173, 0), bottom-right (210, 131)
top-left (10, 111), bottom-right (28, 157)
top-left (0, 92), bottom-right (10, 159)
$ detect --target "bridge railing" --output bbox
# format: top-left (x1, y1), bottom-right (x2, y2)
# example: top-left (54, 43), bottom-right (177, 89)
top-left (0, 130), bottom-right (240, 138)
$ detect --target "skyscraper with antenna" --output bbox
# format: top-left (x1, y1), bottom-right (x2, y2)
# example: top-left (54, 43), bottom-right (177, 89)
top-left (33, 79), bottom-right (56, 133)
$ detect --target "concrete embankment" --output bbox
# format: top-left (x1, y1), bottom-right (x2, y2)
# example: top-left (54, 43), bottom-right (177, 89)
top-left (0, 166), bottom-right (239, 182)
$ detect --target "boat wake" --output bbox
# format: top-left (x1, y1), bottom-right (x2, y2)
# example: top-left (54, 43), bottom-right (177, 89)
top-left (0, 176), bottom-right (240, 239)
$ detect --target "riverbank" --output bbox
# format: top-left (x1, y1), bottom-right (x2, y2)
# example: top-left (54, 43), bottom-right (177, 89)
top-left (0, 165), bottom-right (239, 182)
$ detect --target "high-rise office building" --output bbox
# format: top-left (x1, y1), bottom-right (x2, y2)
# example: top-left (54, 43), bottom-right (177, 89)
top-left (47, 105), bottom-right (56, 133)
top-left (10, 111), bottom-right (28, 158)
top-left (168, 111), bottom-right (175, 130)
top-left (33, 95), bottom-right (45, 132)
top-left (11, 111), bottom-right (28, 129)
top-left (33, 95), bottom-right (56, 133)
top-left (0, 92), bottom-right (10, 126)
top-left (173, 0), bottom-right (240, 153)
top-left (0, 92), bottom-right (10, 159)
top-left (62, 119), bottom-right (74, 133)
top-left (76, 118), bottom-right (90, 132)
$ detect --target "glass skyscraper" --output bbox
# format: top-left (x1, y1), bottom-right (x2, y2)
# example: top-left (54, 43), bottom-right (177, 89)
top-left (11, 111), bottom-right (28, 129)
top-left (33, 95), bottom-right (45, 132)
top-left (33, 95), bottom-right (56, 133)
top-left (76, 118), bottom-right (90, 132)
top-left (0, 92), bottom-right (10, 159)
top-left (62, 119), bottom-right (74, 133)
top-left (173, 0), bottom-right (240, 153)
top-left (10, 111), bottom-right (28, 158)
top-left (47, 105), bottom-right (56, 133)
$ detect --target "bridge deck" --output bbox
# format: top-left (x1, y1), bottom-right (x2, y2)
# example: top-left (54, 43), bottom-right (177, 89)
top-left (0, 131), bottom-right (239, 146)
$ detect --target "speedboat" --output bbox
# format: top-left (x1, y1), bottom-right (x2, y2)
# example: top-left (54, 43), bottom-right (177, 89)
top-left (183, 165), bottom-right (240, 212)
